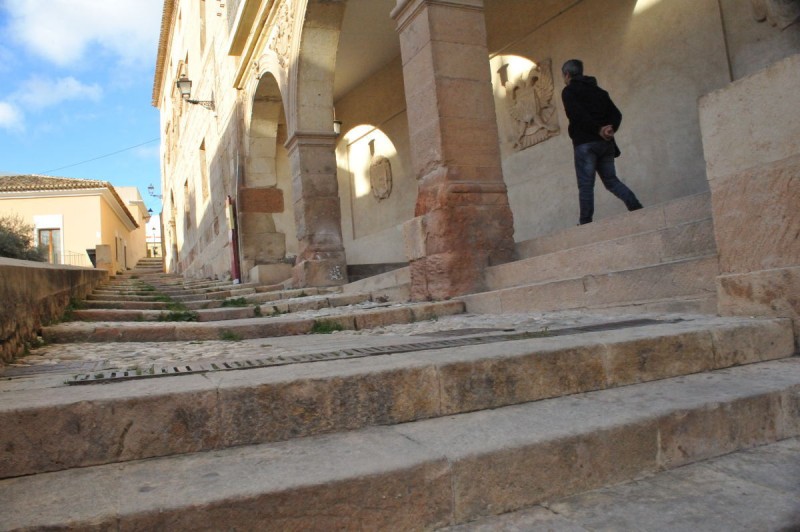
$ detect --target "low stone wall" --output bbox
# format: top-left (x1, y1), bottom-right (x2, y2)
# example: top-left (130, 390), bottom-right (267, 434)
top-left (0, 258), bottom-right (108, 364)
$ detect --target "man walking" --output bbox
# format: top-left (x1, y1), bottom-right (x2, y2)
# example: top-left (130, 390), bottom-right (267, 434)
top-left (561, 59), bottom-right (642, 225)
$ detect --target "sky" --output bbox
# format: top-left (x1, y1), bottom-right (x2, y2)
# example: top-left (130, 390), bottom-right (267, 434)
top-left (0, 0), bottom-right (165, 214)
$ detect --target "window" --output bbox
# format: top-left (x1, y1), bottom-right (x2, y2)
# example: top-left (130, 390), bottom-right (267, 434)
top-left (200, 139), bottom-right (209, 201)
top-left (38, 228), bottom-right (61, 264)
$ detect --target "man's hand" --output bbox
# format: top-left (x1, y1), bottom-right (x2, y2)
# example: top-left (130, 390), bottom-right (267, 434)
top-left (599, 125), bottom-right (615, 141)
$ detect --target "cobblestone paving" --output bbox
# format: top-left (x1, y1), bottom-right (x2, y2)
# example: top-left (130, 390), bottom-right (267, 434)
top-left (4, 309), bottom-right (705, 376)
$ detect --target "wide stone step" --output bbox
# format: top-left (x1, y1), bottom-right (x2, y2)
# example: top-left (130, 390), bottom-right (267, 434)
top-left (41, 300), bottom-right (466, 343)
top-left (2, 358), bottom-right (799, 530)
top-left (462, 255), bottom-right (719, 314)
top-left (7, 317), bottom-right (792, 478)
top-left (82, 299), bottom-right (226, 311)
top-left (442, 437), bottom-right (800, 531)
top-left (515, 191), bottom-right (712, 259)
top-left (486, 217), bottom-right (715, 291)
top-left (70, 293), bottom-right (374, 322)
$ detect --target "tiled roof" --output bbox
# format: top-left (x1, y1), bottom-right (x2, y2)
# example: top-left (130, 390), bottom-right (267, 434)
top-left (0, 174), bottom-right (139, 228)
top-left (0, 174), bottom-right (109, 192)
top-left (152, 0), bottom-right (176, 107)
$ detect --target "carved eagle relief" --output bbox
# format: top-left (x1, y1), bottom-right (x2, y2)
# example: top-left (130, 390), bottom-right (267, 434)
top-left (498, 58), bottom-right (560, 151)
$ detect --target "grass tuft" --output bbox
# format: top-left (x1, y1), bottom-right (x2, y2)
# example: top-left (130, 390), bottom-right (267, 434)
top-left (311, 319), bottom-right (344, 334)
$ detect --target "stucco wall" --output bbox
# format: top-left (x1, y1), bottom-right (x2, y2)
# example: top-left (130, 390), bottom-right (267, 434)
top-left (335, 58), bottom-right (415, 264)
top-left (1, 196), bottom-right (102, 267)
top-left (0, 258), bottom-right (107, 364)
top-left (485, 0), bottom-right (732, 240)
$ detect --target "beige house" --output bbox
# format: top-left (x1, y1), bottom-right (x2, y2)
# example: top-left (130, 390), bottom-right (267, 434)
top-left (152, 0), bottom-right (799, 309)
top-left (0, 175), bottom-right (149, 273)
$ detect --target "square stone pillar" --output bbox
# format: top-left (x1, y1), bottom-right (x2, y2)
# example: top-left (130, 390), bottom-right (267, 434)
top-left (699, 54), bottom-right (800, 346)
top-left (285, 131), bottom-right (348, 287)
top-left (392, 0), bottom-right (515, 301)
top-left (94, 244), bottom-right (113, 273)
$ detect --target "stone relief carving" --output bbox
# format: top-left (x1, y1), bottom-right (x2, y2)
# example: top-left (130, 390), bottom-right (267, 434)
top-left (752, 0), bottom-right (800, 29)
top-left (498, 58), bottom-right (560, 151)
top-left (369, 139), bottom-right (393, 201)
top-left (268, 0), bottom-right (294, 69)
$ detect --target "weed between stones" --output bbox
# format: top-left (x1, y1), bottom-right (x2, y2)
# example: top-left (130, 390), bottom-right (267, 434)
top-left (157, 310), bottom-right (199, 322)
top-left (311, 320), bottom-right (344, 334)
top-left (220, 330), bottom-right (242, 341)
top-left (221, 297), bottom-right (249, 307)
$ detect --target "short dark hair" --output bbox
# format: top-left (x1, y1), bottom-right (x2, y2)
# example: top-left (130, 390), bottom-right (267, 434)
top-left (561, 59), bottom-right (583, 77)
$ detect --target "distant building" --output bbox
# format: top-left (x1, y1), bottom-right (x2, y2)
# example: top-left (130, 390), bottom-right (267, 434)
top-left (0, 175), bottom-right (150, 273)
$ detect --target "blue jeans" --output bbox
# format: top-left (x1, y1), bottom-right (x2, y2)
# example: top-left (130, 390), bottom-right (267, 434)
top-left (574, 141), bottom-right (642, 224)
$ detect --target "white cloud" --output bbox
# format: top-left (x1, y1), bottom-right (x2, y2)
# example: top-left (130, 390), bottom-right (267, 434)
top-left (0, 102), bottom-right (24, 131)
top-left (5, 0), bottom-right (162, 68)
top-left (13, 76), bottom-right (102, 110)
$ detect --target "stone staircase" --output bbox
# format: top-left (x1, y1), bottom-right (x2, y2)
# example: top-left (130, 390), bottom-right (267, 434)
top-left (43, 259), bottom-right (464, 342)
top-left (461, 192), bottom-right (719, 315)
top-left (1, 202), bottom-right (799, 530)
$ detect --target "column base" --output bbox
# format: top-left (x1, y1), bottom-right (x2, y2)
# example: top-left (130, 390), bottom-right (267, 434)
top-left (292, 253), bottom-right (348, 287)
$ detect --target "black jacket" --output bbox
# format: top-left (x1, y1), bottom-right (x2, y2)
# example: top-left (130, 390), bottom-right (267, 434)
top-left (561, 75), bottom-right (622, 148)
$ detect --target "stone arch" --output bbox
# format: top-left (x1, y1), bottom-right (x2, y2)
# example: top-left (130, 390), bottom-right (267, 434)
top-left (239, 72), bottom-right (297, 284)
top-left (279, 0), bottom-right (349, 286)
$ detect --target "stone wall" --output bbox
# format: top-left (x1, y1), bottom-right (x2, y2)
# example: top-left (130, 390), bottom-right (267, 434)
top-left (0, 258), bottom-right (108, 364)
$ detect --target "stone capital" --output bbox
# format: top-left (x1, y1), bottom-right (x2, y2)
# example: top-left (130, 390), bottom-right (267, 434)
top-left (391, 0), bottom-right (484, 29)
top-left (284, 130), bottom-right (339, 153)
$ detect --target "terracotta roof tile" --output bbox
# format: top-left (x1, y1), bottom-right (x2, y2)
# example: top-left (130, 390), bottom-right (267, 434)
top-left (0, 174), bottom-right (139, 228)
top-left (0, 174), bottom-right (109, 192)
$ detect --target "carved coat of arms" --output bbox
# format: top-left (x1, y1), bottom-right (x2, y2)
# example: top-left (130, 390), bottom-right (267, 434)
top-left (368, 139), bottom-right (392, 201)
top-left (498, 59), bottom-right (560, 151)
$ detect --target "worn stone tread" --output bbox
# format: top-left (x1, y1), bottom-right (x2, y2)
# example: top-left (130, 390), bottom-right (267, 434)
top-left (41, 300), bottom-right (466, 343)
top-left (2, 359), bottom-right (799, 531)
top-left (3, 317), bottom-right (793, 479)
top-left (442, 438), bottom-right (800, 531)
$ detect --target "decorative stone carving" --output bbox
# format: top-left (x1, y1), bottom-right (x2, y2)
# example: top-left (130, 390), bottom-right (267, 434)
top-left (368, 139), bottom-right (393, 201)
top-left (752, 0), bottom-right (800, 29)
top-left (268, 0), bottom-right (294, 69)
top-left (498, 58), bottom-right (560, 151)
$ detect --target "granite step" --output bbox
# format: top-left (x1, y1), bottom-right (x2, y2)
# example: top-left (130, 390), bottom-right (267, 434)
top-left (441, 437), bottom-right (800, 531)
top-left (6, 316), bottom-right (793, 478)
top-left (461, 255), bottom-right (719, 315)
top-left (42, 300), bottom-right (466, 343)
top-left (2, 358), bottom-right (799, 530)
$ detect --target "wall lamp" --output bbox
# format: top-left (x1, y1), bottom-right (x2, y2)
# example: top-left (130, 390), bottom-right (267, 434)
top-left (147, 184), bottom-right (163, 199)
top-left (176, 75), bottom-right (215, 111)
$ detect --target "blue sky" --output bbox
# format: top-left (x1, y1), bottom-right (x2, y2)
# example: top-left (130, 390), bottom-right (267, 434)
top-left (0, 0), bottom-right (164, 213)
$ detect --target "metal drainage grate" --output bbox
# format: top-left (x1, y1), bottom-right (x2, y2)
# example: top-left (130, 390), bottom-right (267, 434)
top-left (67, 318), bottom-right (679, 385)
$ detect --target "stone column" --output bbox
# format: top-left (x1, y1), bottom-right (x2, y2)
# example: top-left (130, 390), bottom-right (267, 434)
top-left (285, 131), bottom-right (348, 287)
top-left (699, 54), bottom-right (800, 346)
top-left (392, 0), bottom-right (515, 301)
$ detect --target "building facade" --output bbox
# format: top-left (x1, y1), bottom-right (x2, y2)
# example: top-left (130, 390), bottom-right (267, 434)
top-left (0, 175), bottom-right (150, 273)
top-left (152, 0), bottom-right (800, 299)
